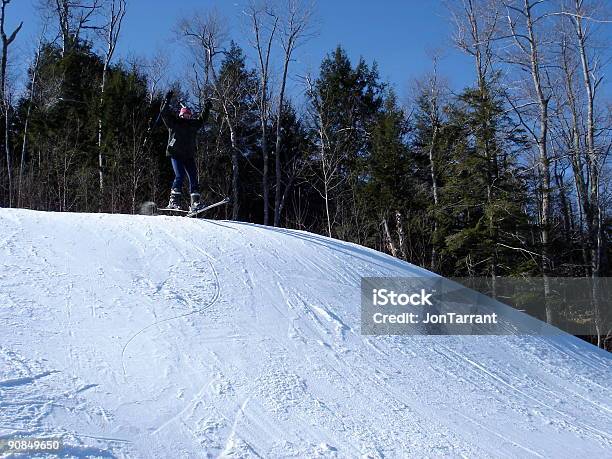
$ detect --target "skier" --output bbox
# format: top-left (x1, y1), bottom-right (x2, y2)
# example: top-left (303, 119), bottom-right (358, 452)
top-left (160, 90), bottom-right (212, 212)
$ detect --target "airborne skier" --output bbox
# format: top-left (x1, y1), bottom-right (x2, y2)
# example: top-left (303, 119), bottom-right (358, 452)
top-left (160, 90), bottom-right (212, 212)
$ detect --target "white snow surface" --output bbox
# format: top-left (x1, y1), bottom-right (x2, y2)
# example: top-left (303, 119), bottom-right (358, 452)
top-left (0, 208), bottom-right (610, 458)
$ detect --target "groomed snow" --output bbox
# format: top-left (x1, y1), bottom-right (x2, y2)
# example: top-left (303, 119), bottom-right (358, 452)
top-left (0, 208), bottom-right (610, 458)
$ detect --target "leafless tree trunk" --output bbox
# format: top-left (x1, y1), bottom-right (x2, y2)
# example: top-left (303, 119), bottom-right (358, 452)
top-left (452, 0), bottom-right (499, 90)
top-left (97, 0), bottom-right (126, 207)
top-left (144, 50), bottom-right (169, 104)
top-left (503, 0), bottom-right (555, 322)
top-left (417, 59), bottom-right (445, 271)
top-left (247, 1), bottom-right (277, 225)
top-left (556, 29), bottom-right (592, 273)
top-left (568, 0), bottom-right (607, 276)
top-left (226, 117), bottom-right (241, 220)
top-left (382, 217), bottom-right (398, 257)
top-left (316, 109), bottom-right (333, 237)
top-left (19, 34), bottom-right (46, 207)
top-left (305, 74), bottom-right (346, 238)
top-left (562, 0), bottom-right (611, 348)
top-left (0, 0), bottom-right (22, 207)
top-left (395, 210), bottom-right (406, 259)
top-left (428, 123), bottom-right (439, 270)
top-left (47, 0), bottom-right (102, 56)
top-left (273, 0), bottom-right (313, 226)
top-left (130, 112), bottom-right (145, 214)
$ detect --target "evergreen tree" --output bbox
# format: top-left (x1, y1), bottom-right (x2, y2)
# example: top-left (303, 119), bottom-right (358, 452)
top-left (203, 41), bottom-right (258, 220)
top-left (16, 41), bottom-right (158, 213)
top-left (306, 46), bottom-right (384, 239)
top-left (411, 84), bottom-right (455, 271)
top-left (358, 91), bottom-right (429, 263)
top-left (439, 84), bottom-right (531, 278)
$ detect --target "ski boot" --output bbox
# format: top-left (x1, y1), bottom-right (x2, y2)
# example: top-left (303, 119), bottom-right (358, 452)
top-left (166, 189), bottom-right (182, 210)
top-left (189, 192), bottom-right (205, 213)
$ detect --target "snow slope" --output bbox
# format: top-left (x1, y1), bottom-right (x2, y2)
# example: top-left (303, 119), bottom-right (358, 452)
top-left (0, 208), bottom-right (610, 458)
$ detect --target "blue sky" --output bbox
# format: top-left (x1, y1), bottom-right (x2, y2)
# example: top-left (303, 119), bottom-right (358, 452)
top-left (7, 1), bottom-right (481, 101)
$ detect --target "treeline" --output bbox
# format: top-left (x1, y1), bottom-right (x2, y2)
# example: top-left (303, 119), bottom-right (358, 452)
top-left (0, 1), bottom-right (610, 344)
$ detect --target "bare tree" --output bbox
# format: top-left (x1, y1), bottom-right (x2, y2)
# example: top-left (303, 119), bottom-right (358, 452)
top-left (395, 210), bottom-right (407, 259)
top-left (273, 0), bottom-right (313, 226)
top-left (19, 21), bottom-right (50, 207)
top-left (415, 56), bottom-right (447, 272)
top-left (246, 0), bottom-right (278, 225)
top-left (127, 104), bottom-right (148, 214)
top-left (451, 0), bottom-right (500, 89)
top-left (554, 21), bottom-right (592, 271)
top-left (144, 49), bottom-right (169, 104)
top-left (97, 0), bottom-right (126, 205)
top-left (305, 73), bottom-right (352, 238)
top-left (0, 0), bottom-right (22, 207)
top-left (382, 216), bottom-right (398, 257)
top-left (451, 0), bottom-right (503, 292)
top-left (177, 10), bottom-right (249, 220)
top-left (557, 0), bottom-right (611, 347)
top-left (44, 0), bottom-right (103, 56)
top-left (501, 0), bottom-right (557, 322)
top-left (565, 0), bottom-right (609, 277)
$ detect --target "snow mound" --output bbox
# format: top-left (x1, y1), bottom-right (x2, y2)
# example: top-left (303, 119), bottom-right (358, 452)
top-left (0, 209), bottom-right (610, 457)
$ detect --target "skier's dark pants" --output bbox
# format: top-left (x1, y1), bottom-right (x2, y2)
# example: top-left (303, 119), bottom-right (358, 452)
top-left (171, 157), bottom-right (199, 193)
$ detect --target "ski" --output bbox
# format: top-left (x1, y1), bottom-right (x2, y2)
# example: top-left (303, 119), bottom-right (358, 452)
top-left (186, 197), bottom-right (230, 218)
top-left (155, 197), bottom-right (230, 217)
top-left (157, 207), bottom-right (189, 214)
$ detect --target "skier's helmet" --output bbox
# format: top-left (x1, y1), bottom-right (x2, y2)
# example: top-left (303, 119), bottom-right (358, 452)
top-left (179, 106), bottom-right (193, 119)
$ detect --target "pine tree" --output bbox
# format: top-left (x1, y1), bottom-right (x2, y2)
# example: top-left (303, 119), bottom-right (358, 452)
top-left (206, 41), bottom-right (258, 220)
top-left (306, 46), bottom-right (384, 239)
top-left (359, 91), bottom-right (429, 262)
top-left (440, 84), bottom-right (531, 278)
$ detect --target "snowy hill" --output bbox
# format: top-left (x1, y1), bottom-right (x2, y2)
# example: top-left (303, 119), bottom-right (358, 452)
top-left (0, 209), bottom-right (610, 458)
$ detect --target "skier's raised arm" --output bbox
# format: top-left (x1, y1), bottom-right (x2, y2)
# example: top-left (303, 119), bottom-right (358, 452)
top-left (160, 90), bottom-right (176, 129)
top-left (194, 98), bottom-right (213, 128)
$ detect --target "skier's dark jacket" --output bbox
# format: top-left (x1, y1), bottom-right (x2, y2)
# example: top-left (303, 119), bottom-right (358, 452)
top-left (160, 102), bottom-right (211, 160)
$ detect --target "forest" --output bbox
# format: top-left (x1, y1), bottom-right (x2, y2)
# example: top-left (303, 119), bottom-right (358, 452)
top-left (0, 0), bottom-right (610, 347)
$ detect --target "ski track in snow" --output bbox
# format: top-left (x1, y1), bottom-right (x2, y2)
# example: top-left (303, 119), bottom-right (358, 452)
top-left (0, 209), bottom-right (610, 458)
top-left (120, 226), bottom-right (221, 378)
